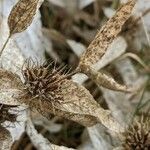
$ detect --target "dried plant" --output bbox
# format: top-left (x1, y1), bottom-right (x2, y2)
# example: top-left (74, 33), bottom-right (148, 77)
top-left (0, 0), bottom-right (40, 57)
top-left (77, 0), bottom-right (136, 93)
top-left (22, 59), bottom-right (67, 102)
top-left (79, 0), bottom-right (135, 68)
top-left (122, 116), bottom-right (150, 150)
top-left (0, 0), bottom-right (145, 149)
top-left (0, 0), bottom-right (136, 131)
top-left (8, 0), bottom-right (39, 35)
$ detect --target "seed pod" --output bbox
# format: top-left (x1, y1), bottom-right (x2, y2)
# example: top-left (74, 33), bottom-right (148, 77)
top-left (8, 0), bottom-right (39, 35)
top-left (122, 117), bottom-right (150, 150)
top-left (22, 59), bottom-right (66, 102)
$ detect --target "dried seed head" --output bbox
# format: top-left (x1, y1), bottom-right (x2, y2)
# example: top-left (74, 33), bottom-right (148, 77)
top-left (0, 104), bottom-right (17, 124)
top-left (122, 117), bottom-right (150, 150)
top-left (22, 59), bottom-right (67, 102)
top-left (8, 0), bottom-right (39, 35)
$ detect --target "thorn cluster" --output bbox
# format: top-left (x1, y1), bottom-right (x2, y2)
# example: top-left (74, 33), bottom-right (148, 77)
top-left (22, 59), bottom-right (67, 102)
top-left (123, 117), bottom-right (150, 150)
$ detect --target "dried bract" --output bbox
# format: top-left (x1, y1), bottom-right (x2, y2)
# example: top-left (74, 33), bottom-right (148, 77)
top-left (8, 0), bottom-right (39, 35)
top-left (122, 117), bottom-right (150, 150)
top-left (79, 0), bottom-right (136, 68)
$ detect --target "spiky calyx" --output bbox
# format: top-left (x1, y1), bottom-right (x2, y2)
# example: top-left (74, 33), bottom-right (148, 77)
top-left (22, 60), bottom-right (68, 102)
top-left (123, 117), bottom-right (150, 150)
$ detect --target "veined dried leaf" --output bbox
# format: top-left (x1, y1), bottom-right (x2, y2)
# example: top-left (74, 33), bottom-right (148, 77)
top-left (72, 36), bottom-right (127, 85)
top-left (0, 3), bottom-right (45, 67)
top-left (8, 0), bottom-right (39, 35)
top-left (22, 94), bottom-right (98, 127)
top-left (59, 80), bottom-right (124, 132)
top-left (81, 67), bottom-right (131, 92)
top-left (0, 69), bottom-right (122, 132)
top-left (20, 79), bottom-right (123, 132)
top-left (79, 0), bottom-right (135, 68)
top-left (0, 69), bottom-right (23, 105)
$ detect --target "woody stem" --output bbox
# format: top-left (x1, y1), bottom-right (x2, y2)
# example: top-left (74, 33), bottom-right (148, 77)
top-left (0, 34), bottom-right (11, 57)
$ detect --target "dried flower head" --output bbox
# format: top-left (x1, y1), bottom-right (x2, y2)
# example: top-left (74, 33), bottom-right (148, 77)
top-left (22, 59), bottom-right (69, 103)
top-left (0, 104), bottom-right (17, 124)
top-left (122, 116), bottom-right (150, 150)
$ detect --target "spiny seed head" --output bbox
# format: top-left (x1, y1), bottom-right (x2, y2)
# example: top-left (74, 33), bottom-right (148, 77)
top-left (122, 116), bottom-right (150, 150)
top-left (22, 59), bottom-right (67, 101)
top-left (0, 104), bottom-right (17, 124)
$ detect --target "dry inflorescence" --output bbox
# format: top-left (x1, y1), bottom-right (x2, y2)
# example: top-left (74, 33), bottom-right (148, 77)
top-left (22, 59), bottom-right (66, 103)
top-left (122, 117), bottom-right (150, 150)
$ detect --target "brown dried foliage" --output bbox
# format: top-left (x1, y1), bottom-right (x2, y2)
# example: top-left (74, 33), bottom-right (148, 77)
top-left (8, 0), bottom-right (39, 35)
top-left (0, 0), bottom-right (137, 136)
top-left (79, 0), bottom-right (136, 68)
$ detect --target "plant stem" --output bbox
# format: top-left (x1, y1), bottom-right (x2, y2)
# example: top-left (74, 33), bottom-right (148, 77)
top-left (0, 34), bottom-right (11, 57)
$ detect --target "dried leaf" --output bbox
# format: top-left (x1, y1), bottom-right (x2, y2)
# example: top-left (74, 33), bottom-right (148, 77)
top-left (92, 36), bottom-right (127, 71)
top-left (8, 0), bottom-right (39, 35)
top-left (22, 96), bottom-right (98, 127)
top-left (59, 80), bottom-right (124, 132)
top-left (72, 36), bottom-right (127, 85)
top-left (0, 126), bottom-right (12, 150)
top-left (0, 37), bottom-right (25, 77)
top-left (20, 79), bottom-right (123, 132)
top-left (0, 69), bottom-right (23, 105)
top-left (79, 0), bottom-right (135, 68)
top-left (82, 67), bottom-right (131, 92)
top-left (0, 69), bottom-right (122, 132)
top-left (0, 3), bottom-right (45, 70)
